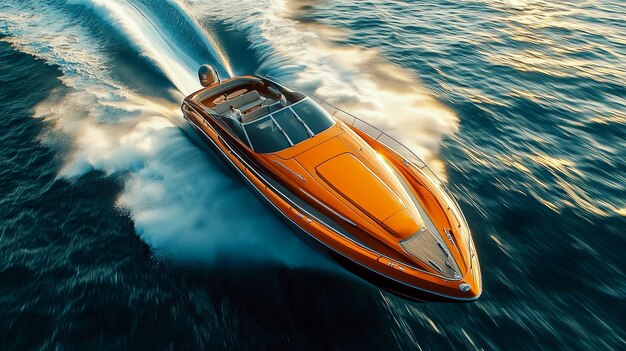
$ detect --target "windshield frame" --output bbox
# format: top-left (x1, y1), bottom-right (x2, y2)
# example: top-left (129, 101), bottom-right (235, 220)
top-left (241, 97), bottom-right (336, 153)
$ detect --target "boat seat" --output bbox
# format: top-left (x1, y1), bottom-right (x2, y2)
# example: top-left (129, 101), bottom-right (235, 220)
top-left (239, 91), bottom-right (265, 111)
top-left (213, 90), bottom-right (265, 115)
top-left (213, 101), bottom-right (231, 114)
top-left (242, 90), bottom-right (261, 104)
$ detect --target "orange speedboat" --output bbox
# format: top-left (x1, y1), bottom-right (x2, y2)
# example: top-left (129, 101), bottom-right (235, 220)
top-left (181, 65), bottom-right (481, 302)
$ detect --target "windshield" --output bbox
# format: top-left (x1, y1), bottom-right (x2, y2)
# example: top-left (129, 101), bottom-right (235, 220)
top-left (243, 98), bottom-right (336, 153)
top-left (271, 108), bottom-right (310, 145)
top-left (244, 117), bottom-right (291, 153)
top-left (289, 99), bottom-right (335, 134)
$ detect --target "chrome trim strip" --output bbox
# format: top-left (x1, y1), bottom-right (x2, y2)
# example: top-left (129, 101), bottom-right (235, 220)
top-left (272, 160), bottom-right (306, 182)
top-left (444, 228), bottom-right (461, 254)
top-left (269, 114), bottom-right (294, 146)
top-left (299, 189), bottom-right (357, 227)
top-left (288, 106), bottom-right (315, 137)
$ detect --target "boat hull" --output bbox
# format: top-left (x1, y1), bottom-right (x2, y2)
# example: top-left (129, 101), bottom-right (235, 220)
top-left (184, 116), bottom-right (480, 302)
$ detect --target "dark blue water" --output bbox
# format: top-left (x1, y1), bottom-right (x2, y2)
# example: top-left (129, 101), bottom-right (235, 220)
top-left (1, 0), bottom-right (625, 349)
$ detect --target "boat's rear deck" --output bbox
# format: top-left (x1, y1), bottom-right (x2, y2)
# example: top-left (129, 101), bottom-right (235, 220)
top-left (198, 78), bottom-right (296, 123)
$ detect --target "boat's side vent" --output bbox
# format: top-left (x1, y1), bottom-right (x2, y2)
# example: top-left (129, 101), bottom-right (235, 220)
top-left (400, 228), bottom-right (461, 279)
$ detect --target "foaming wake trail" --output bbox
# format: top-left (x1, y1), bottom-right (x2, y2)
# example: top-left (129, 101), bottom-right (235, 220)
top-left (186, 0), bottom-right (459, 174)
top-left (163, 0), bottom-right (235, 78)
top-left (70, 0), bottom-right (221, 95)
top-left (0, 0), bottom-right (333, 269)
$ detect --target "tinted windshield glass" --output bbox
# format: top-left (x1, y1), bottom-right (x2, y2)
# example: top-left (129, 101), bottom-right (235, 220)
top-left (244, 117), bottom-right (291, 153)
top-left (290, 99), bottom-right (335, 134)
top-left (272, 108), bottom-right (309, 145)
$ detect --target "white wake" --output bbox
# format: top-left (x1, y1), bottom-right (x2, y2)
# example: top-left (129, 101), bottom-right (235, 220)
top-left (0, 0), bottom-right (330, 268)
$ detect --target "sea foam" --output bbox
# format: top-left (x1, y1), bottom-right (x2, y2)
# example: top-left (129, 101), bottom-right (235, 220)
top-left (1, 0), bottom-right (330, 269)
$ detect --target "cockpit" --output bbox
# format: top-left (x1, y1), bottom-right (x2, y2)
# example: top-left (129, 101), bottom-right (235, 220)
top-left (193, 76), bottom-right (335, 153)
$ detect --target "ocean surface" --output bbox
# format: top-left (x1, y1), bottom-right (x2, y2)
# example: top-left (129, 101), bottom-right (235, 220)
top-left (1, 0), bottom-right (624, 349)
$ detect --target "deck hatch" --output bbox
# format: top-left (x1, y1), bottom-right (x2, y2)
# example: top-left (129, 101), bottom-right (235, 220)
top-left (400, 228), bottom-right (461, 279)
top-left (315, 153), bottom-right (405, 223)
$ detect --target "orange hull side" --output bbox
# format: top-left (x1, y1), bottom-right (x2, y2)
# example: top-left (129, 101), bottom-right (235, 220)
top-left (183, 101), bottom-right (481, 301)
